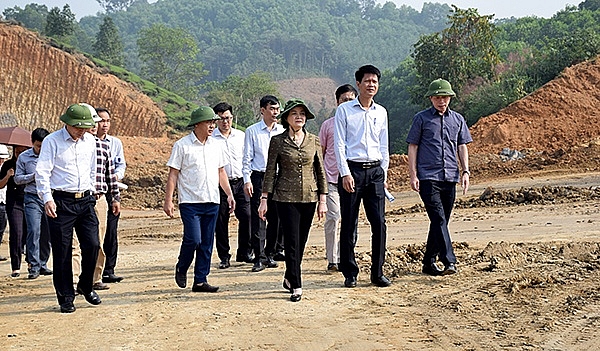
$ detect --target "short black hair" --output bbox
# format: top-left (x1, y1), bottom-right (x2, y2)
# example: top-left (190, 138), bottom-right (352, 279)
top-left (260, 95), bottom-right (279, 108)
top-left (95, 107), bottom-right (110, 115)
top-left (213, 102), bottom-right (233, 114)
top-left (335, 84), bottom-right (358, 101)
top-left (31, 127), bottom-right (50, 143)
top-left (355, 65), bottom-right (381, 83)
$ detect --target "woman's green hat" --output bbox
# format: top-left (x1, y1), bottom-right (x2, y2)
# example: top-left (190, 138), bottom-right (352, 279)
top-left (59, 103), bottom-right (97, 128)
top-left (279, 99), bottom-right (314, 129)
top-left (425, 78), bottom-right (456, 97)
top-left (188, 106), bottom-right (220, 127)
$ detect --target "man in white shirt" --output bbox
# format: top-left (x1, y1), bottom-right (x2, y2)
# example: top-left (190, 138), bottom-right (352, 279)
top-left (94, 107), bottom-right (126, 284)
top-left (212, 102), bottom-right (252, 268)
top-left (164, 106), bottom-right (235, 293)
top-left (334, 65), bottom-right (391, 288)
top-left (36, 103), bottom-right (103, 313)
top-left (242, 95), bottom-right (285, 272)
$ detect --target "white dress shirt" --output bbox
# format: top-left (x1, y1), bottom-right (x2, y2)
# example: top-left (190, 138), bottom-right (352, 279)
top-left (104, 135), bottom-right (126, 180)
top-left (212, 127), bottom-right (245, 180)
top-left (334, 97), bottom-right (389, 178)
top-left (241, 119), bottom-right (284, 184)
top-left (35, 127), bottom-right (96, 204)
top-left (166, 132), bottom-right (227, 204)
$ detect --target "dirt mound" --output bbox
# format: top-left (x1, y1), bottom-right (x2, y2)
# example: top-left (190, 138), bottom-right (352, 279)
top-left (470, 56), bottom-right (600, 154)
top-left (0, 22), bottom-right (166, 136)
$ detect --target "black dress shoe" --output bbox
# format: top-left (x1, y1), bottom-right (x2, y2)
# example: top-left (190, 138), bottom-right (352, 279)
top-left (251, 261), bottom-right (265, 272)
top-left (76, 287), bottom-right (102, 305)
top-left (40, 267), bottom-right (53, 275)
top-left (442, 263), bottom-right (458, 275)
top-left (60, 302), bottom-right (76, 313)
top-left (290, 293), bottom-right (302, 302)
top-left (192, 282), bottom-right (219, 293)
top-left (175, 267), bottom-right (187, 288)
top-left (371, 275), bottom-right (392, 287)
top-left (327, 263), bottom-right (338, 272)
top-left (264, 257), bottom-right (278, 268)
top-left (102, 273), bottom-right (123, 283)
top-left (28, 272), bottom-right (40, 279)
top-left (422, 263), bottom-right (444, 276)
top-left (273, 252), bottom-right (285, 261)
top-left (218, 259), bottom-right (230, 269)
top-left (282, 279), bottom-right (292, 292)
top-left (235, 255), bottom-right (254, 263)
top-left (344, 277), bottom-right (357, 288)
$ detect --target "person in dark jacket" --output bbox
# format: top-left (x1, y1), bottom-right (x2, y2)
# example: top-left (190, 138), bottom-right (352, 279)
top-left (258, 98), bottom-right (328, 302)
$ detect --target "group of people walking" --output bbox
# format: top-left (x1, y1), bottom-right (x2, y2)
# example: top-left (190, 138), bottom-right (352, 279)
top-left (0, 103), bottom-right (127, 313)
top-left (1, 64), bottom-right (472, 310)
top-left (164, 64), bottom-right (473, 303)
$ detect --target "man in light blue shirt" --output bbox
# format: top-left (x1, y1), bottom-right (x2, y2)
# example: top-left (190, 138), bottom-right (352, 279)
top-left (242, 95), bottom-right (284, 272)
top-left (334, 65), bottom-right (391, 288)
top-left (36, 103), bottom-right (102, 313)
top-left (14, 127), bottom-right (51, 279)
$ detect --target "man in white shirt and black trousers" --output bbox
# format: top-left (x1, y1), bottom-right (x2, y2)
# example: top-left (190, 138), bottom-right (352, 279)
top-left (334, 65), bottom-right (392, 289)
top-left (36, 103), bottom-right (103, 313)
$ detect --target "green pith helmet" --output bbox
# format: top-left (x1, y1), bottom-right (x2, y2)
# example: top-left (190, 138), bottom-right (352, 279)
top-left (279, 98), bottom-right (315, 129)
top-left (425, 78), bottom-right (456, 97)
top-left (59, 103), bottom-right (96, 128)
top-left (188, 106), bottom-right (219, 127)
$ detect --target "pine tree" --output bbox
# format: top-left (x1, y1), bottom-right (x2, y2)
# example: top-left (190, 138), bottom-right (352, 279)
top-left (44, 5), bottom-right (75, 39)
top-left (93, 16), bottom-right (125, 67)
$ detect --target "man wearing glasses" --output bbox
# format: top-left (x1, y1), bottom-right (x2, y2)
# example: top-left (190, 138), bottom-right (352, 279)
top-left (211, 102), bottom-right (252, 269)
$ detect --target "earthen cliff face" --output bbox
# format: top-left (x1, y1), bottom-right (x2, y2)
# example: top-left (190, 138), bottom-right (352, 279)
top-left (0, 22), bottom-right (166, 136)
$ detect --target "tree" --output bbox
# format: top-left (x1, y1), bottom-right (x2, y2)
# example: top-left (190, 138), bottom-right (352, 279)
top-left (44, 5), bottom-right (76, 40)
top-left (2, 4), bottom-right (49, 33)
top-left (96, 0), bottom-right (138, 13)
top-left (137, 24), bottom-right (207, 100)
top-left (93, 16), bottom-right (125, 66)
top-left (412, 6), bottom-right (500, 106)
top-left (204, 72), bottom-right (280, 128)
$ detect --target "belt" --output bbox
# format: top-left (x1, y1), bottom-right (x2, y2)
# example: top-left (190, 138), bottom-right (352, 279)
top-left (251, 170), bottom-right (265, 175)
top-left (52, 190), bottom-right (92, 199)
top-left (347, 160), bottom-right (381, 169)
top-left (229, 177), bottom-right (243, 183)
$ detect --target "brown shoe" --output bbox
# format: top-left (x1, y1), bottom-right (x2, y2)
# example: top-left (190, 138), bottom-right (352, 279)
top-left (92, 282), bottom-right (110, 290)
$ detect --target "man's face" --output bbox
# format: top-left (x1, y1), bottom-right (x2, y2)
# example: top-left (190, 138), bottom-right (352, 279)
top-left (65, 125), bottom-right (87, 141)
top-left (32, 140), bottom-right (43, 155)
top-left (216, 110), bottom-right (233, 133)
top-left (356, 73), bottom-right (379, 99)
top-left (337, 91), bottom-right (356, 106)
top-left (261, 103), bottom-right (280, 124)
top-left (98, 111), bottom-right (111, 136)
top-left (430, 95), bottom-right (452, 114)
top-left (194, 120), bottom-right (217, 139)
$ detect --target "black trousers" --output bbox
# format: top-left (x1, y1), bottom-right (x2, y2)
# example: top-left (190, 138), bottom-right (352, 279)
top-left (338, 165), bottom-right (387, 280)
top-left (48, 193), bottom-right (99, 304)
top-left (214, 178), bottom-right (251, 261)
top-left (419, 180), bottom-right (457, 266)
top-left (7, 200), bottom-right (27, 271)
top-left (103, 193), bottom-right (120, 275)
top-left (0, 204), bottom-right (7, 249)
top-left (277, 202), bottom-right (316, 289)
top-left (249, 171), bottom-right (282, 262)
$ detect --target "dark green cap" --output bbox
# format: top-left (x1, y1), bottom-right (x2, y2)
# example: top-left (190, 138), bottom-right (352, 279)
top-left (188, 106), bottom-right (219, 127)
top-left (425, 78), bottom-right (456, 97)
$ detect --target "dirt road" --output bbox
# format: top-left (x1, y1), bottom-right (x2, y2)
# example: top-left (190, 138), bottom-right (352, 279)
top-left (1, 173), bottom-right (599, 350)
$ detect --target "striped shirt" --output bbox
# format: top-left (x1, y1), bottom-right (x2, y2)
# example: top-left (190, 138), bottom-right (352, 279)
top-left (95, 137), bottom-right (120, 202)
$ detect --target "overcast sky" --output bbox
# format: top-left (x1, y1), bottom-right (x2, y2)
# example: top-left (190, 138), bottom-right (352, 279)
top-left (2, 0), bottom-right (579, 20)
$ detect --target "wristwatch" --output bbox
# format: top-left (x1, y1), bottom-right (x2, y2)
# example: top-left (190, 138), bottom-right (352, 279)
top-left (462, 170), bottom-right (471, 176)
